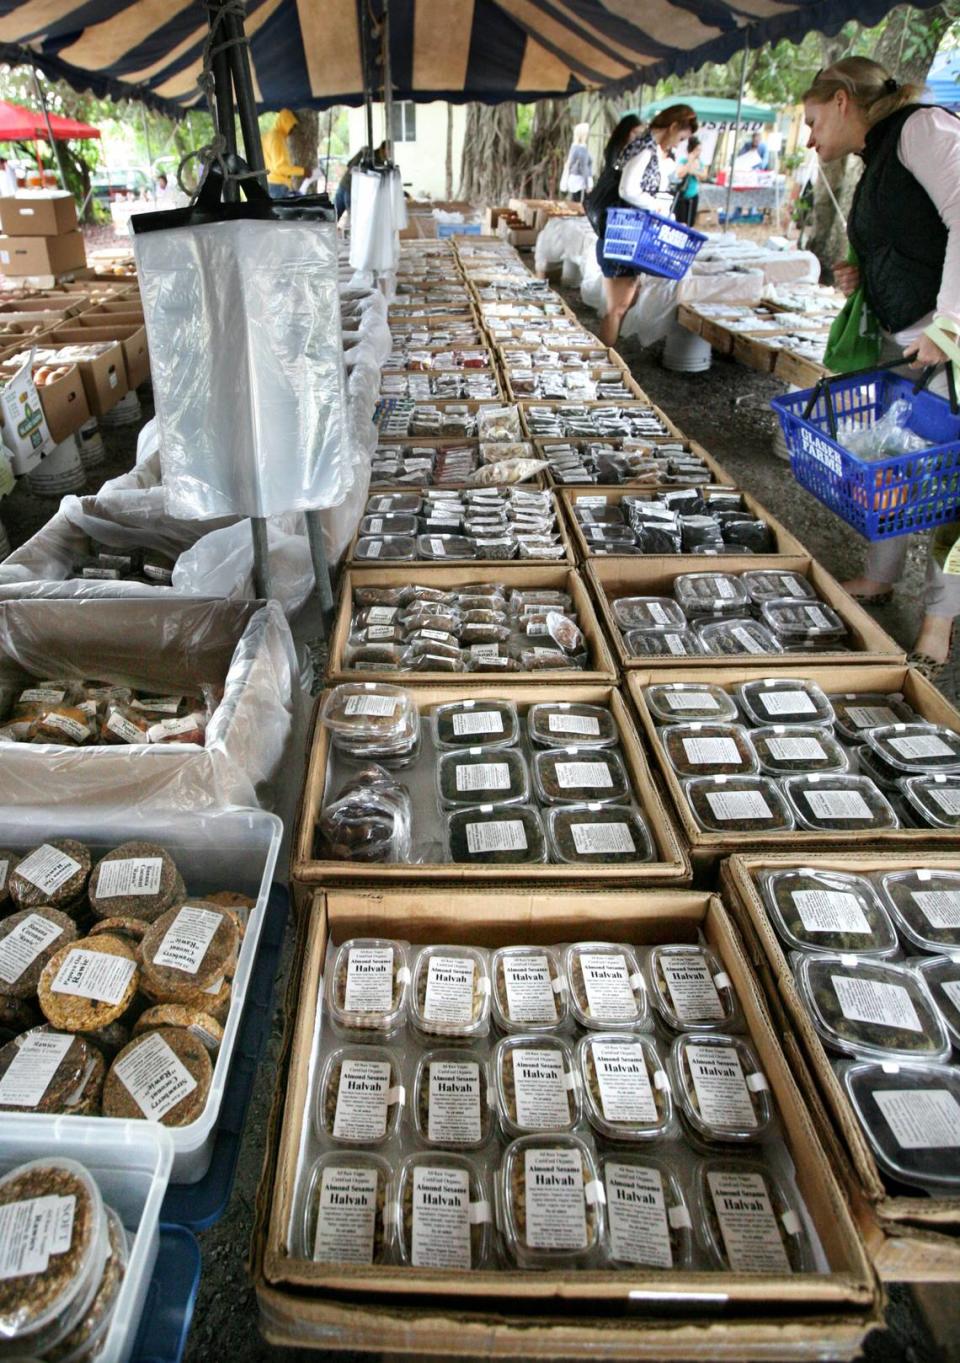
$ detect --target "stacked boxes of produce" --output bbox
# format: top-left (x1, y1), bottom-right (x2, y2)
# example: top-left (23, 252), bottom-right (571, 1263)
top-left (0, 192), bottom-right (86, 281)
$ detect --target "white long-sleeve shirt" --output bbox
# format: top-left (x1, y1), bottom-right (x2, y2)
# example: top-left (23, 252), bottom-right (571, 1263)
top-left (894, 106), bottom-right (960, 345)
top-left (618, 144), bottom-right (672, 213)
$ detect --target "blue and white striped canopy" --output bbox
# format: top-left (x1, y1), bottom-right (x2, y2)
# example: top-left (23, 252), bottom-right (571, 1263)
top-left (0, 0), bottom-right (943, 115)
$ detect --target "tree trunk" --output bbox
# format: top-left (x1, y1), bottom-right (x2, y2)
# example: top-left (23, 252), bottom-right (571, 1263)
top-left (872, 3), bottom-right (951, 84)
top-left (445, 104), bottom-right (454, 200)
top-left (458, 99), bottom-right (574, 203)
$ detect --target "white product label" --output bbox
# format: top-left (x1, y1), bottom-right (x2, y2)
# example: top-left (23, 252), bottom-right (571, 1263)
top-left (344, 946), bottom-right (395, 1013)
top-left (423, 955), bottom-right (476, 1024)
top-left (367, 518), bottom-right (384, 533)
top-left (411, 1165), bottom-right (472, 1269)
top-left (647, 602), bottom-right (671, 624)
top-left (0, 1031), bottom-right (75, 1107)
top-left (363, 541), bottom-right (382, 558)
top-left (146, 713), bottom-right (204, 742)
top-left (130, 696), bottom-right (183, 715)
top-left (579, 952), bottom-right (636, 1019)
top-left (51, 947), bottom-right (135, 1004)
top-left (427, 1061), bottom-right (482, 1143)
top-left (502, 955), bottom-right (557, 1023)
top-left (512, 1047), bottom-right (571, 1128)
top-left (465, 819), bottom-right (527, 854)
top-left (605, 1162), bottom-right (673, 1268)
top-left (832, 976), bottom-right (923, 1033)
top-left (366, 624), bottom-right (395, 640)
top-left (804, 606), bottom-right (831, 628)
top-left (793, 889), bottom-right (870, 935)
top-left (705, 790), bottom-right (772, 821)
top-left (707, 1171), bottom-right (791, 1273)
top-left (19, 687), bottom-right (66, 704)
top-left (419, 628), bottom-right (452, 643)
top-left (523, 1147), bottom-right (587, 1250)
top-left (592, 1042), bottom-right (658, 1123)
top-left (874, 1089), bottom-right (960, 1150)
top-left (15, 844), bottom-right (82, 896)
top-left (313, 1166), bottom-right (378, 1265)
top-left (571, 822), bottom-right (635, 855)
top-left (428, 538), bottom-right (446, 555)
top-left (686, 1043), bottom-right (757, 1129)
top-left (452, 710), bottom-right (504, 737)
top-left (665, 634), bottom-right (687, 655)
top-left (912, 890), bottom-right (960, 929)
top-left (730, 626), bottom-right (765, 654)
top-left (469, 643), bottom-right (503, 660)
top-left (661, 956), bottom-right (724, 1022)
top-left (455, 762), bottom-right (510, 793)
top-left (682, 737), bottom-right (740, 766)
top-left (555, 761), bottom-right (613, 790)
top-left (666, 691), bottom-right (719, 712)
top-left (106, 711), bottom-right (145, 744)
top-left (548, 712), bottom-right (600, 737)
top-left (152, 905), bottom-right (222, 975)
top-left (928, 788), bottom-right (960, 817)
top-left (113, 1031), bottom-right (197, 1120)
top-left (0, 914), bottom-right (64, 985)
top-left (39, 713), bottom-right (88, 743)
top-left (343, 694), bottom-right (399, 718)
top-left (761, 691), bottom-right (816, 717)
top-left (366, 606), bottom-right (397, 623)
top-left (805, 790), bottom-right (872, 820)
top-left (333, 1058), bottom-right (392, 1141)
top-left (889, 734), bottom-right (954, 760)
top-left (846, 705), bottom-right (898, 729)
top-left (766, 736), bottom-right (825, 762)
top-left (95, 857), bottom-right (163, 900)
top-left (0, 1194), bottom-right (76, 1281)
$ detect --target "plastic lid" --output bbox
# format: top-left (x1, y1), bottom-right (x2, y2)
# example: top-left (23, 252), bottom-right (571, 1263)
top-left (546, 803), bottom-right (654, 866)
top-left (669, 1033), bottom-right (774, 1144)
top-left (673, 572), bottom-right (749, 616)
top-left (526, 703), bottom-right (618, 749)
top-left (682, 774), bottom-right (794, 834)
top-left (445, 805), bottom-right (546, 865)
top-left (695, 618), bottom-right (784, 657)
top-left (829, 693), bottom-right (917, 743)
top-left (865, 723), bottom-right (960, 775)
top-left (659, 723), bottom-right (758, 779)
top-left (694, 1157), bottom-right (811, 1272)
top-left (736, 679), bottom-right (835, 729)
top-left (841, 1061), bottom-right (960, 1192)
top-left (412, 1047), bottom-right (494, 1149)
top-left (750, 725), bottom-right (848, 776)
top-left (643, 683), bottom-right (738, 726)
top-left (877, 869), bottom-right (960, 954)
top-left (319, 683), bottom-right (419, 747)
top-left (854, 743), bottom-right (903, 791)
top-left (325, 938), bottom-right (410, 1036)
top-left (577, 1032), bottom-right (673, 1142)
top-left (563, 941), bottom-right (649, 1031)
top-left (315, 1044), bottom-right (405, 1144)
top-left (759, 868), bottom-right (899, 957)
top-left (493, 1035), bottom-right (580, 1137)
top-left (354, 535), bottom-right (416, 561)
top-left (437, 747), bottom-right (530, 809)
top-left (914, 955), bottom-right (960, 1047)
top-left (742, 570), bottom-right (817, 605)
top-left (783, 773), bottom-right (898, 833)
top-left (497, 1134), bottom-right (603, 1266)
top-left (900, 774), bottom-right (960, 829)
top-left (625, 628), bottom-right (704, 658)
top-left (432, 699), bottom-right (519, 750)
top-left (601, 1154), bottom-right (693, 1269)
top-left (760, 598), bottom-right (847, 641)
top-left (532, 747), bottom-right (630, 806)
top-left (611, 596), bottom-right (687, 632)
top-left (366, 492), bottom-right (422, 514)
top-left (300, 1152), bottom-right (392, 1263)
top-left (491, 946), bottom-right (568, 1033)
top-left (410, 945), bottom-right (492, 1039)
top-left (393, 1151), bottom-right (491, 1269)
top-left (647, 944), bottom-right (741, 1032)
top-left (792, 954), bottom-right (951, 1063)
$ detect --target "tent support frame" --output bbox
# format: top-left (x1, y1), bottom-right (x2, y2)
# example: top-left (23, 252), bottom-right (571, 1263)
top-left (723, 30), bottom-right (749, 229)
top-left (30, 62), bottom-right (68, 189)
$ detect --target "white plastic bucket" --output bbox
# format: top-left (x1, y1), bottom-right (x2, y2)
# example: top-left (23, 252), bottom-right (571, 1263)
top-left (662, 322), bottom-right (712, 373)
top-left (77, 417), bottom-right (106, 469)
top-left (27, 433), bottom-right (86, 496)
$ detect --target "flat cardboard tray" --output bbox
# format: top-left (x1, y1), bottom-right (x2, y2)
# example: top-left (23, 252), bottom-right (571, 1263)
top-left (504, 366), bottom-right (647, 404)
top-left (721, 850), bottom-right (960, 1281)
top-left (518, 399), bottom-right (687, 444)
top-left (252, 885), bottom-right (879, 1359)
top-left (290, 681), bottom-right (690, 907)
top-left (326, 564), bottom-right (618, 684)
top-left (540, 437), bottom-right (737, 491)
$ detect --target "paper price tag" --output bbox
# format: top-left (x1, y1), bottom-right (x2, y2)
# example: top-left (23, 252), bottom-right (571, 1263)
top-left (152, 905), bottom-right (221, 975)
top-left (114, 1031), bottom-right (198, 1120)
top-left (832, 976), bottom-right (923, 1033)
top-left (465, 820), bottom-right (526, 854)
top-left (51, 948), bottom-right (136, 1005)
top-left (95, 858), bottom-right (163, 900)
top-left (15, 843), bottom-right (82, 897)
top-left (0, 914), bottom-right (64, 986)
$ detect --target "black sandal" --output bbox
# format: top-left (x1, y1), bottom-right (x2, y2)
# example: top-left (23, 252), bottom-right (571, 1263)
top-left (908, 623), bottom-right (956, 683)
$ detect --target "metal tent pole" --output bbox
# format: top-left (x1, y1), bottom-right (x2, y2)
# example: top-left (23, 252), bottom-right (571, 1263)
top-left (30, 63), bottom-right (68, 190)
top-left (359, 0), bottom-right (376, 153)
top-left (381, 0), bottom-right (394, 158)
top-left (724, 30), bottom-right (749, 230)
top-left (140, 104), bottom-right (154, 176)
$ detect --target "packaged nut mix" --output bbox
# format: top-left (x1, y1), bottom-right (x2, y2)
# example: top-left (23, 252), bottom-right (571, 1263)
top-left (840, 1059), bottom-right (960, 1193)
top-left (695, 1157), bottom-right (811, 1272)
top-left (759, 868), bottom-right (899, 958)
top-left (0, 1028), bottom-right (104, 1114)
top-left (576, 1033), bottom-right (673, 1142)
top-left (413, 1048), bottom-right (493, 1149)
top-left (546, 803), bottom-right (654, 866)
top-left (660, 723), bottom-right (758, 779)
top-left (829, 692), bottom-right (916, 743)
top-left (46, 1203), bottom-right (127, 1363)
top-left (317, 1044), bottom-right (405, 1145)
top-left (736, 679), bottom-right (835, 729)
top-left (532, 746), bottom-right (630, 806)
top-left (393, 1152), bottom-right (491, 1269)
top-left (326, 938), bottom-right (410, 1037)
top-left (912, 955), bottom-right (960, 1049)
top-left (498, 1135), bottom-right (604, 1267)
top-left (301, 1152), bottom-right (392, 1265)
top-left (494, 1035), bottom-right (580, 1138)
top-left (783, 774), bottom-right (897, 833)
top-left (9, 840), bottom-right (92, 916)
top-left (491, 946), bottom-right (568, 1033)
top-left (601, 1154), bottom-right (693, 1269)
top-left (139, 901), bottom-right (239, 1002)
top-left (88, 842), bottom-right (185, 923)
top-left (647, 945), bottom-right (741, 1033)
top-left (683, 774), bottom-right (795, 834)
top-left (644, 683), bottom-right (739, 726)
top-left (445, 805), bottom-right (547, 865)
top-left (38, 935), bottom-right (140, 1032)
top-left (669, 1033), bottom-right (774, 1145)
top-left (564, 942), bottom-right (649, 1031)
top-left (432, 700), bottom-right (519, 750)
top-left (750, 724), bottom-right (848, 777)
top-left (437, 747), bottom-right (529, 809)
top-left (131, 1005), bottom-right (224, 1053)
top-left (102, 1026), bottom-right (214, 1125)
top-left (410, 946), bottom-right (491, 1040)
top-left (526, 703), bottom-right (617, 749)
top-left (0, 907), bottom-right (77, 999)
top-left (875, 868), bottom-right (960, 954)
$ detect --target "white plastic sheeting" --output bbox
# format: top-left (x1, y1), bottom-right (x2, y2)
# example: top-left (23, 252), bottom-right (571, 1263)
top-left (134, 217), bottom-right (351, 520)
top-left (348, 168), bottom-right (404, 275)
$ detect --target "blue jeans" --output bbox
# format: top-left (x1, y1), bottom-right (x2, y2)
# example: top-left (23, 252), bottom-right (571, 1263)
top-left (335, 185), bottom-right (348, 219)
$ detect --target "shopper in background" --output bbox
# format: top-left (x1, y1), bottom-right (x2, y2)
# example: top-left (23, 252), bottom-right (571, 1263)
top-left (803, 56), bottom-right (960, 678)
top-left (674, 136), bottom-right (703, 226)
top-left (560, 123), bottom-right (594, 203)
top-left (262, 108), bottom-right (305, 199)
top-left (739, 130), bottom-right (770, 169)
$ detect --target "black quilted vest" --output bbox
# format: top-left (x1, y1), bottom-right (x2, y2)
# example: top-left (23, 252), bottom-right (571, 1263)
top-left (848, 104), bottom-right (953, 333)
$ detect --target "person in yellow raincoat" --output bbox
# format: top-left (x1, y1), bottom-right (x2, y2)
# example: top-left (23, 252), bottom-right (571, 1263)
top-left (262, 109), bottom-right (304, 199)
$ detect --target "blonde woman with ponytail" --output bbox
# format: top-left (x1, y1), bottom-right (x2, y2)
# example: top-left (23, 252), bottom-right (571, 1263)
top-left (803, 57), bottom-right (960, 678)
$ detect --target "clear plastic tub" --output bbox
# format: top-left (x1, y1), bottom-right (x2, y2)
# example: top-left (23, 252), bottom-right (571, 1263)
top-left (354, 535), bottom-right (416, 562)
top-left (783, 773), bottom-right (898, 833)
top-left (497, 1134), bottom-right (604, 1267)
top-left (647, 945), bottom-right (741, 1033)
top-left (546, 803), bottom-right (654, 866)
top-left (445, 805), bottom-right (546, 865)
top-left (792, 954), bottom-right (951, 1063)
top-left (412, 1048), bottom-right (494, 1150)
top-left (410, 945), bottom-right (491, 1040)
top-left (491, 946), bottom-right (568, 1034)
top-left (601, 1153), bottom-right (693, 1269)
top-left (840, 1060), bottom-right (960, 1193)
top-left (432, 699), bottom-right (519, 751)
top-left (299, 1151), bottom-right (392, 1264)
top-left (759, 868), bottom-right (899, 957)
top-left (625, 629), bottom-right (704, 659)
top-left (736, 679), bottom-right (834, 729)
top-left (359, 512), bottom-right (418, 537)
top-left (493, 1035), bottom-right (580, 1137)
top-left (742, 570), bottom-right (816, 605)
top-left (576, 1032), bottom-right (672, 1142)
top-left (877, 869), bottom-right (960, 955)
top-left (695, 618), bottom-right (783, 657)
top-left (532, 746), bottom-right (630, 806)
top-left (315, 1044), bottom-right (405, 1145)
top-left (669, 1033), bottom-right (774, 1145)
top-left (319, 683), bottom-right (419, 759)
top-left (901, 774), bottom-right (960, 829)
top-left (437, 747), bottom-right (529, 809)
top-left (855, 743), bottom-right (903, 792)
top-left (324, 938), bottom-right (410, 1039)
top-left (829, 692), bottom-right (917, 744)
top-left (864, 723), bottom-right (960, 775)
top-left (682, 775), bottom-right (795, 834)
top-left (526, 703), bottom-right (617, 749)
top-left (913, 956), bottom-right (960, 1047)
top-left (673, 572), bottom-right (749, 617)
top-left (611, 596), bottom-right (686, 632)
top-left (750, 725), bottom-right (848, 776)
top-left (393, 1151), bottom-right (492, 1269)
top-left (416, 533), bottom-right (477, 561)
top-left (366, 492), bottom-right (422, 515)
top-left (643, 683), bottom-right (738, 726)
top-left (659, 723), bottom-right (757, 779)
top-left (760, 598), bottom-right (847, 645)
top-left (694, 1157), bottom-right (812, 1273)
top-left (564, 942), bottom-right (649, 1031)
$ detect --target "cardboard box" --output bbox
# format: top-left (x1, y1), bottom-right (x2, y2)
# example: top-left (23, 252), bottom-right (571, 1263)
top-left (538, 436), bottom-right (737, 492)
top-left (328, 565), bottom-right (618, 685)
top-left (51, 319), bottom-right (148, 389)
top-left (518, 398), bottom-right (687, 444)
top-left (504, 364), bottom-right (646, 404)
top-left (80, 301), bottom-right (145, 323)
top-left (586, 554), bottom-right (903, 670)
top-left (0, 360), bottom-right (92, 445)
top-left (37, 332), bottom-right (127, 416)
top-left (626, 662), bottom-right (960, 875)
top-left (291, 682), bottom-right (690, 908)
top-left (721, 851), bottom-right (960, 1281)
top-left (0, 193), bottom-right (78, 238)
top-left (253, 885), bottom-right (879, 1357)
top-left (0, 296), bottom-right (85, 319)
top-left (0, 231), bottom-right (86, 277)
top-left (482, 206), bottom-right (512, 234)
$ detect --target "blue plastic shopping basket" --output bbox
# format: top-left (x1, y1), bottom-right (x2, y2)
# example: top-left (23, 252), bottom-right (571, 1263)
top-left (603, 207), bottom-right (707, 280)
top-left (771, 360), bottom-right (960, 540)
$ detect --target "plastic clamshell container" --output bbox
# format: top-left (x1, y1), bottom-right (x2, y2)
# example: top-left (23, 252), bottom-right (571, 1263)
top-left (491, 946), bottom-right (568, 1034)
top-left (669, 1033), bottom-right (774, 1146)
top-left (913, 955), bottom-right (960, 1047)
top-left (526, 702), bottom-right (617, 749)
top-left (359, 512), bottom-right (418, 538)
top-left (532, 746), bottom-right (630, 806)
top-left (611, 596), bottom-right (687, 632)
top-left (625, 628), bottom-right (704, 659)
top-left (742, 570), bottom-right (817, 605)
top-left (792, 954), bottom-right (952, 1063)
top-left (576, 1032), bottom-right (672, 1142)
top-left (393, 1150), bottom-right (492, 1269)
top-left (736, 678), bottom-right (835, 729)
top-left (315, 1044), bottom-right (405, 1146)
top-left (864, 723), bottom-right (960, 775)
top-left (601, 1152), bottom-right (694, 1269)
top-left (694, 1156), bottom-right (812, 1273)
top-left (783, 773), bottom-right (898, 833)
top-left (416, 533), bottom-right (477, 561)
top-left (563, 941), bottom-right (649, 1031)
top-left (840, 1060), bottom-right (960, 1193)
top-left (0, 806), bottom-right (280, 1184)
top-left (643, 682), bottom-right (739, 726)
top-left (299, 1150), bottom-right (393, 1263)
top-left (409, 945), bottom-right (492, 1040)
top-left (695, 618), bottom-right (784, 658)
top-left (760, 598), bottom-right (847, 643)
top-left (855, 743), bottom-right (903, 792)
top-left (445, 805), bottom-right (547, 865)
top-left (366, 492), bottom-right (422, 515)
top-left (901, 774), bottom-right (960, 829)
top-left (411, 1048), bottom-right (495, 1150)
top-left (320, 682), bottom-right (418, 743)
top-left (546, 803), bottom-right (654, 866)
top-left (493, 1034), bottom-right (580, 1138)
top-left (829, 692), bottom-right (917, 743)
top-left (432, 699), bottom-right (519, 751)
top-left (750, 724), bottom-right (848, 776)
top-left (354, 535), bottom-right (417, 561)
top-left (673, 572), bottom-right (749, 617)
top-left (659, 723), bottom-right (758, 779)
top-left (437, 746), bottom-right (529, 809)
top-left (682, 774), bottom-right (795, 834)
top-left (759, 867), bottom-right (899, 958)
top-left (877, 868), bottom-right (960, 955)
top-left (497, 1134), bottom-right (604, 1267)
top-left (0, 1119), bottom-right (170, 1363)
top-left (646, 944), bottom-right (741, 1033)
top-left (324, 938), bottom-right (410, 1038)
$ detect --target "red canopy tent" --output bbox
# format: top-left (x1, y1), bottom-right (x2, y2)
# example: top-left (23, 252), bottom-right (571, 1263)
top-left (0, 100), bottom-right (100, 142)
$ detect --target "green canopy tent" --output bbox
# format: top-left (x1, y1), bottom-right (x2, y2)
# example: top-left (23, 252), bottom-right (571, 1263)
top-left (638, 97), bottom-right (777, 126)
